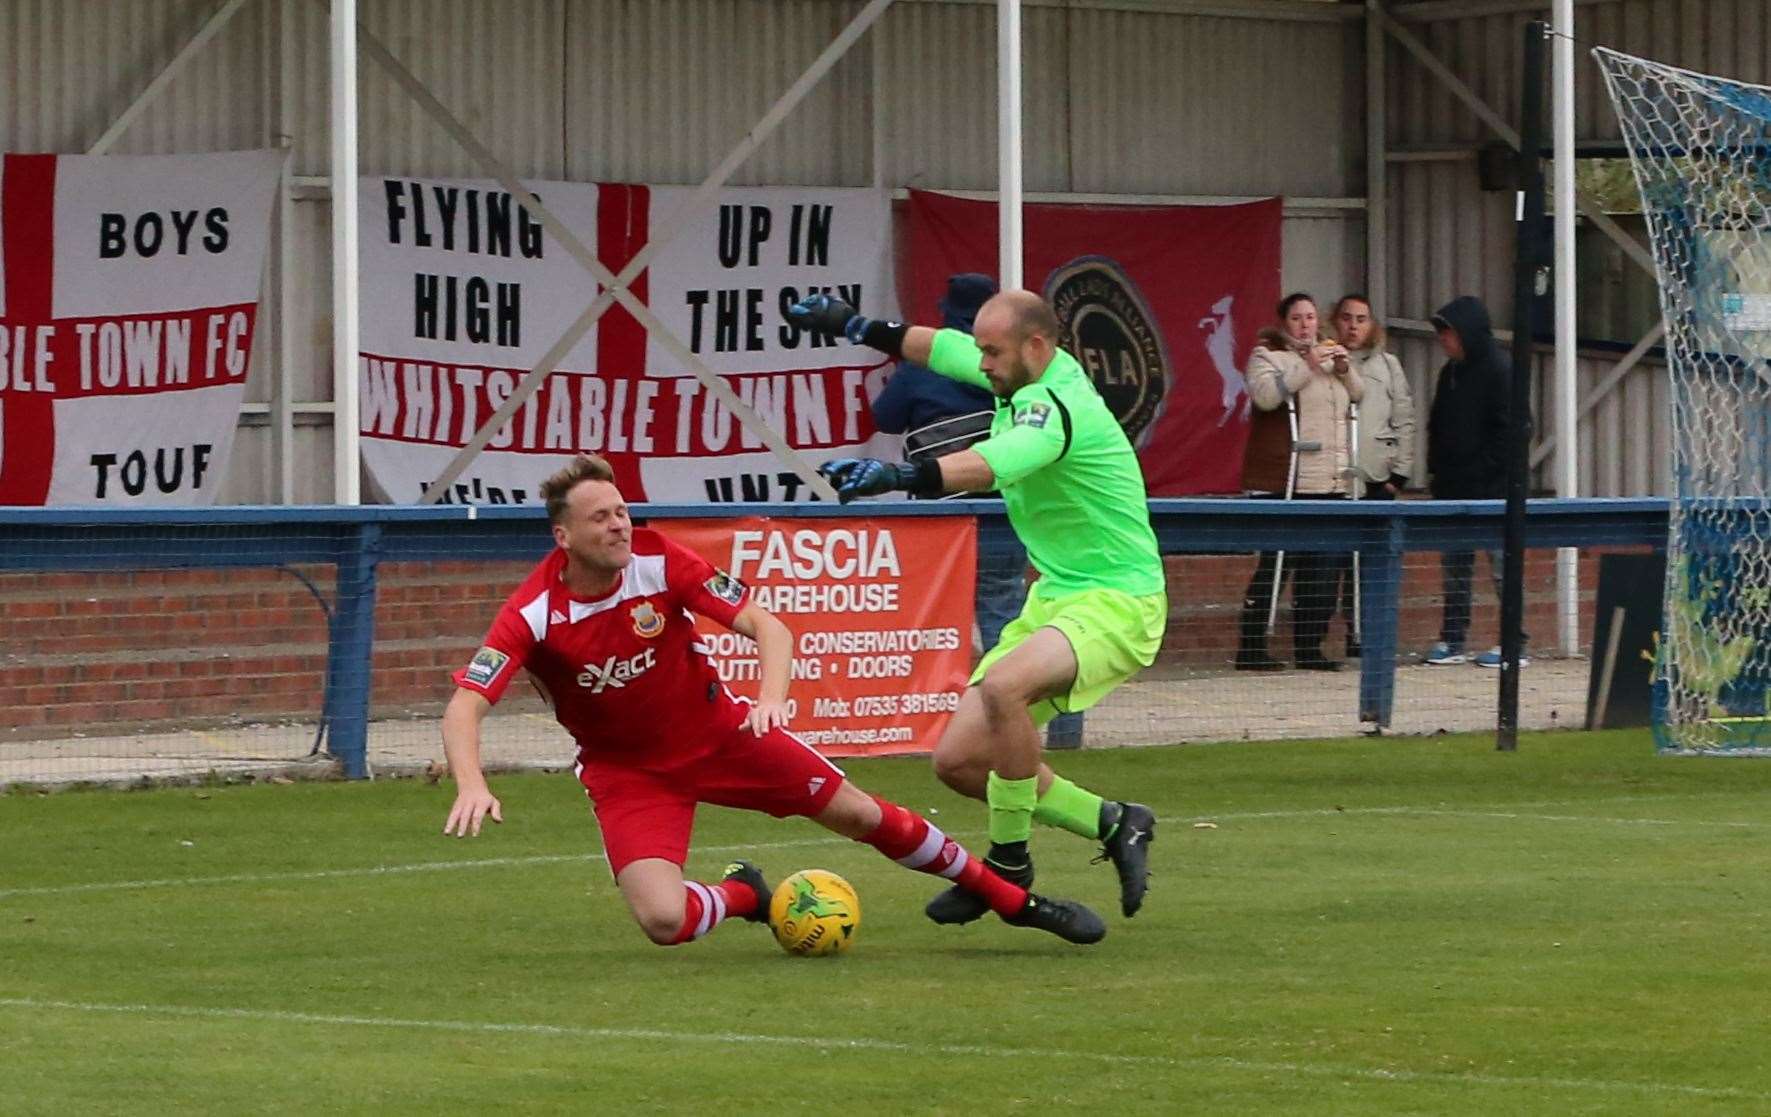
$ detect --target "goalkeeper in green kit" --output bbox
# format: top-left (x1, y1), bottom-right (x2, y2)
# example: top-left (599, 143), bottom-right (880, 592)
top-left (787, 289), bottom-right (1164, 924)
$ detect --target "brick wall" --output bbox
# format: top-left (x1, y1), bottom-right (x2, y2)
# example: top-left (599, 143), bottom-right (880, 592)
top-left (0, 562), bottom-right (537, 742)
top-left (1, 547), bottom-right (1630, 742)
top-left (1154, 548), bottom-right (1621, 667)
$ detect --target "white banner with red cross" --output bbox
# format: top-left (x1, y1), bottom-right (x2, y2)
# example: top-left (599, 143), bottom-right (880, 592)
top-left (0, 150), bottom-right (282, 505)
top-left (357, 178), bottom-right (898, 506)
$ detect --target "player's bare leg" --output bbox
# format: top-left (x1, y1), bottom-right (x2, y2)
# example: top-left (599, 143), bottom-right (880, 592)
top-left (812, 779), bottom-right (1104, 944)
top-left (615, 856), bottom-right (768, 946)
top-left (928, 626), bottom-right (1156, 922)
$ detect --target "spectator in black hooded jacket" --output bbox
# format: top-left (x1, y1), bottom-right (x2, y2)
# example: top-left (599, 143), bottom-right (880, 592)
top-left (1424, 295), bottom-right (1527, 668)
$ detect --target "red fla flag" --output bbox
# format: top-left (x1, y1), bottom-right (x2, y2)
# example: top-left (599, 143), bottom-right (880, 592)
top-left (902, 189), bottom-right (1282, 496)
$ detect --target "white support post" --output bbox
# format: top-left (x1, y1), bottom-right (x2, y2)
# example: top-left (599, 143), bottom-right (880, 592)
top-left (997, 0), bottom-right (1023, 289)
top-left (330, 0), bottom-right (361, 504)
top-left (274, 0), bottom-right (298, 505)
top-left (275, 148), bottom-right (297, 505)
top-left (1365, 0), bottom-right (1387, 312)
top-left (1553, 0), bottom-right (1579, 656)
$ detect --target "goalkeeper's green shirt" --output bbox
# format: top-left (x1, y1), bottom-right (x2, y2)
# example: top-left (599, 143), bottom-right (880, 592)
top-left (928, 328), bottom-right (1164, 598)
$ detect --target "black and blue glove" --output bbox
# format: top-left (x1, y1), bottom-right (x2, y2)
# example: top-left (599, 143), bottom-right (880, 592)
top-left (787, 294), bottom-right (870, 343)
top-left (787, 294), bottom-right (909, 355)
top-left (818, 457), bottom-right (942, 503)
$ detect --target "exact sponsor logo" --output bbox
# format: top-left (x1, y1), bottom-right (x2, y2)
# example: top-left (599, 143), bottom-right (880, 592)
top-left (630, 600), bottom-right (665, 638)
top-left (577, 647), bottom-right (657, 693)
top-left (463, 646), bottom-right (510, 688)
top-left (1044, 256), bottom-right (1171, 446)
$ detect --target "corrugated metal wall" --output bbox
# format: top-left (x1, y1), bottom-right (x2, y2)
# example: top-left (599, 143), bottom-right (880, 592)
top-left (2, 0), bottom-right (1372, 503)
top-left (1384, 0), bottom-right (1771, 497)
top-left (3, 0), bottom-right (1375, 504)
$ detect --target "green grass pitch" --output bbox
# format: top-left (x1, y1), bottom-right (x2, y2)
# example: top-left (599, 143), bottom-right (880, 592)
top-left (4, 729), bottom-right (1770, 1114)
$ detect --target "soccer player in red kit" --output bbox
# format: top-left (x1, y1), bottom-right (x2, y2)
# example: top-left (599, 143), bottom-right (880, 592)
top-left (441, 453), bottom-right (1106, 948)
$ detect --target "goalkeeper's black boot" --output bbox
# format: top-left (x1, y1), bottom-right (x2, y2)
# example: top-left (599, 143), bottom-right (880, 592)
top-left (721, 860), bottom-right (772, 924)
top-left (1094, 801), bottom-right (1156, 917)
top-left (1003, 893), bottom-right (1107, 945)
top-left (926, 845), bottom-right (1032, 925)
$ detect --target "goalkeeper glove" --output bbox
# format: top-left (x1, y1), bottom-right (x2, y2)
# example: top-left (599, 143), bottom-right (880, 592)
top-left (818, 458), bottom-right (943, 503)
top-left (787, 294), bottom-right (870, 343)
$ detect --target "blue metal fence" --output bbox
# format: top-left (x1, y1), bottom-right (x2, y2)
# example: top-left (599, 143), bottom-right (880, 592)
top-left (0, 498), bottom-right (1669, 776)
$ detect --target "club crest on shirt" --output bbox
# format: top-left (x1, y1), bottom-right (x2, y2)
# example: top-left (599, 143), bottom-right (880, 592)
top-left (1044, 255), bottom-right (1171, 448)
top-left (630, 600), bottom-right (666, 638)
top-left (463, 646), bottom-right (509, 687)
top-left (705, 571), bottom-right (746, 605)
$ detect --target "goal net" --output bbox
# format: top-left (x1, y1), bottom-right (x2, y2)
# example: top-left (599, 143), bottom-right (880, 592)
top-left (1597, 49), bottom-right (1771, 753)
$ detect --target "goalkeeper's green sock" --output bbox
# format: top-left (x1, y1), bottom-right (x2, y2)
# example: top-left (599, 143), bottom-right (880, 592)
top-left (986, 771), bottom-right (1040, 846)
top-left (1033, 774), bottom-right (1108, 839)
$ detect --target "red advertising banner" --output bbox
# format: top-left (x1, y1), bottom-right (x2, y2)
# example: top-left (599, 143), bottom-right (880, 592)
top-left (903, 190), bottom-right (1282, 496)
top-left (654, 515), bottom-right (976, 757)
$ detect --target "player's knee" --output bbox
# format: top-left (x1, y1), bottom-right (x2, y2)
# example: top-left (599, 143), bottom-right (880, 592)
top-left (632, 902), bottom-right (686, 945)
top-left (931, 747), bottom-right (986, 796)
top-left (977, 669), bottom-right (1031, 715)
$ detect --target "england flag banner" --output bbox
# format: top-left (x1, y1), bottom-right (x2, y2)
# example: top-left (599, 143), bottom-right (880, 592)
top-left (0, 149), bottom-right (282, 505)
top-left (358, 178), bottom-right (897, 506)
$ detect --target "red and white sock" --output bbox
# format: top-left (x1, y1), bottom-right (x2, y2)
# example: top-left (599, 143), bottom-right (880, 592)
top-left (667, 878), bottom-right (759, 945)
top-left (860, 796), bottom-right (1028, 918)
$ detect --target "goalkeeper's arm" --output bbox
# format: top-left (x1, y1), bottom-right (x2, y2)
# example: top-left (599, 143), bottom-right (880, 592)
top-left (785, 293), bottom-right (937, 365)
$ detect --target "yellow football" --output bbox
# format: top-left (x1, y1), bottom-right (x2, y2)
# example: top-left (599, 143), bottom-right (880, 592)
top-left (768, 869), bottom-right (861, 956)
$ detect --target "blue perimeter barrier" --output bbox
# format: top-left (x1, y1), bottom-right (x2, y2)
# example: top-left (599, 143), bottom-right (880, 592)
top-left (0, 498), bottom-right (1668, 777)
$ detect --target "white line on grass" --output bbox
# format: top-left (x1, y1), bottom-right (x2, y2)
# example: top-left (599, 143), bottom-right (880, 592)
top-left (0, 835), bottom-right (843, 900)
top-left (6, 796), bottom-right (1763, 901)
top-left (0, 996), bottom-right (1761, 1104)
top-left (1203, 805), bottom-right (1767, 829)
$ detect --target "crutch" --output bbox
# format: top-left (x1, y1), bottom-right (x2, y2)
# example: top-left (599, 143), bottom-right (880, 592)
top-left (1346, 400), bottom-right (1363, 645)
top-left (1267, 395), bottom-right (1323, 634)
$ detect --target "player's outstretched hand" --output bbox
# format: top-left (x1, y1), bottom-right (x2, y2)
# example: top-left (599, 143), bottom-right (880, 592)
top-left (787, 293), bottom-right (862, 341)
top-left (743, 699), bottom-right (791, 737)
top-left (443, 788), bottom-right (503, 837)
top-left (817, 457), bottom-right (911, 503)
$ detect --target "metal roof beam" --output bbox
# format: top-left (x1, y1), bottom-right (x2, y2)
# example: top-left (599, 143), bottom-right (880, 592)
top-left (88, 0), bottom-right (257, 154)
top-left (1372, 2), bottom-right (1658, 279)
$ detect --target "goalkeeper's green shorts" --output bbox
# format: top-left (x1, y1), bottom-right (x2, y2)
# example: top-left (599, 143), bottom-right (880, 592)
top-left (971, 584), bottom-right (1167, 727)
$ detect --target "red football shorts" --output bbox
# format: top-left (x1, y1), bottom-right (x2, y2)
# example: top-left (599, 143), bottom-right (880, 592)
top-left (576, 723), bottom-right (846, 877)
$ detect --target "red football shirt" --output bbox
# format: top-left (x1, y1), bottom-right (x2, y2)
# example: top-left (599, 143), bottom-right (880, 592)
top-left (452, 529), bottom-right (752, 763)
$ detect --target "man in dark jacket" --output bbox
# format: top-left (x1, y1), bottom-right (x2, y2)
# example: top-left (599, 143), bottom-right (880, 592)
top-left (869, 273), bottom-right (1086, 746)
top-left (871, 274), bottom-right (1002, 438)
top-left (1424, 295), bottom-right (1525, 667)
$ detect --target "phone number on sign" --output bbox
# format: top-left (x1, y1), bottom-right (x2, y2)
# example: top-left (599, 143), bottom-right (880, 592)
top-left (851, 692), bottom-right (961, 717)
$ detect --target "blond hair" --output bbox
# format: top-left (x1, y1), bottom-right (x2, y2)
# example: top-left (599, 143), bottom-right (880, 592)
top-left (540, 454), bottom-right (616, 523)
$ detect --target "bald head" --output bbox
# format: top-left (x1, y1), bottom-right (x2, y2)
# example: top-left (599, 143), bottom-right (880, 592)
top-left (976, 290), bottom-right (1061, 345)
top-left (971, 289), bottom-right (1062, 398)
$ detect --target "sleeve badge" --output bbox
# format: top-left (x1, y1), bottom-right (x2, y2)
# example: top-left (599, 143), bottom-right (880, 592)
top-left (463, 646), bottom-right (510, 687)
top-left (705, 571), bottom-right (747, 605)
